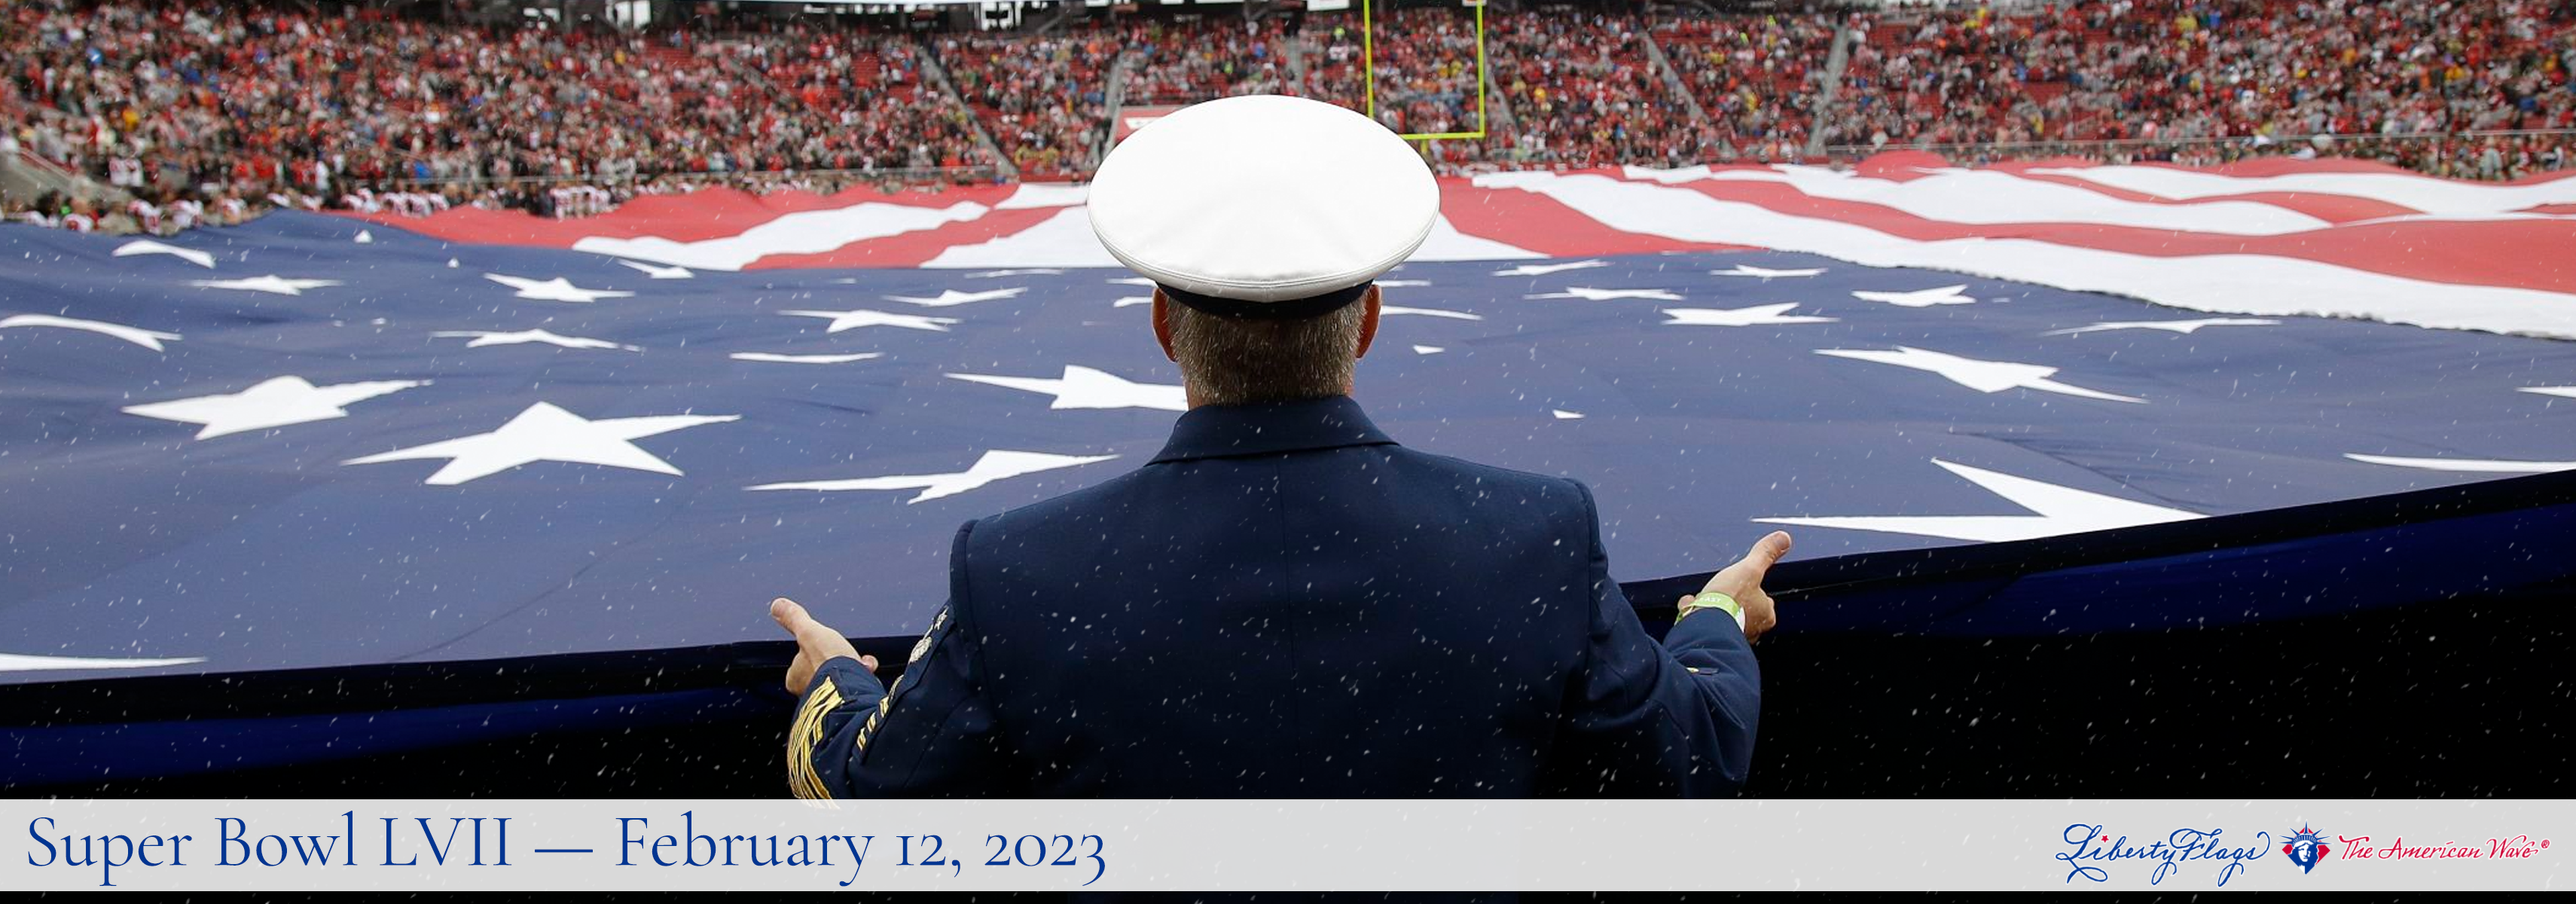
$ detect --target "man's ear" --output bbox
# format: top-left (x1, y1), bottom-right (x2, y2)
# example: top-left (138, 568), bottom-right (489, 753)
top-left (1354, 286), bottom-right (1381, 360)
top-left (1152, 289), bottom-right (1178, 362)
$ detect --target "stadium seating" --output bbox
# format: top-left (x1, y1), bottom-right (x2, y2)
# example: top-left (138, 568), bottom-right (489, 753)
top-left (1822, 0), bottom-right (2574, 176)
top-left (5, 0), bottom-right (2570, 231)
top-left (1484, 11), bottom-right (1710, 169)
top-left (1655, 11), bottom-right (1842, 162)
top-left (1118, 17), bottom-right (1296, 106)
top-left (2, 0), bottom-right (994, 222)
top-left (938, 32), bottom-right (1120, 179)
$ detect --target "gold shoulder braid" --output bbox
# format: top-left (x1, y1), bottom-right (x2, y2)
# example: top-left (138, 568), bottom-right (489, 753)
top-left (856, 606), bottom-right (950, 762)
top-left (786, 678), bottom-right (844, 800)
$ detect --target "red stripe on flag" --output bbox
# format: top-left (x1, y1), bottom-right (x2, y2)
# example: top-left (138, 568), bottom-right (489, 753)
top-left (340, 185), bottom-right (1022, 247)
top-left (1851, 152), bottom-right (1952, 182)
top-left (1439, 176), bottom-right (1753, 256)
top-left (1656, 178), bottom-right (2576, 295)
top-left (744, 207), bottom-right (1068, 269)
top-left (1989, 166), bottom-right (2429, 223)
top-left (2194, 157), bottom-right (2441, 179)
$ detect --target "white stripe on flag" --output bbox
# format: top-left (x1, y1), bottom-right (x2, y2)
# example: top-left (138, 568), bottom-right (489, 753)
top-left (1475, 170), bottom-right (2576, 339)
top-left (573, 201), bottom-right (990, 271)
top-left (922, 206), bottom-right (1115, 268)
top-left (1622, 165), bottom-right (2336, 235)
top-left (2025, 165), bottom-right (2576, 215)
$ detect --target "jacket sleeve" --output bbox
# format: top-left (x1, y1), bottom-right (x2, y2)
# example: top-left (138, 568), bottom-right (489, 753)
top-left (786, 521), bottom-right (1018, 799)
top-left (1542, 480), bottom-right (1761, 797)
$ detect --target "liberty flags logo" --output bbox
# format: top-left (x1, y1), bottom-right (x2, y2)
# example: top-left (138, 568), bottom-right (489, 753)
top-left (2281, 826), bottom-right (2332, 874)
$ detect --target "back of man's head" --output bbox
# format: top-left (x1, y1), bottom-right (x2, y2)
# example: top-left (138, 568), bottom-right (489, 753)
top-left (1087, 96), bottom-right (1434, 407)
top-left (1162, 289), bottom-right (1369, 406)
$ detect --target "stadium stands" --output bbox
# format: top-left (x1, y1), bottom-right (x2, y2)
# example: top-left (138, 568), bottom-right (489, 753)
top-left (1, 0), bottom-right (993, 224)
top-left (1119, 17), bottom-right (1296, 105)
top-left (5, 0), bottom-right (2571, 232)
top-left (1484, 11), bottom-right (1710, 168)
top-left (937, 32), bottom-right (1120, 179)
top-left (1822, 0), bottom-right (2574, 176)
top-left (1349, 8), bottom-right (1485, 137)
top-left (1655, 11), bottom-right (1841, 163)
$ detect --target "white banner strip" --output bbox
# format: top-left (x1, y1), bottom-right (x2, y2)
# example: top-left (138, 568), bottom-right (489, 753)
top-left (3, 799), bottom-right (2561, 890)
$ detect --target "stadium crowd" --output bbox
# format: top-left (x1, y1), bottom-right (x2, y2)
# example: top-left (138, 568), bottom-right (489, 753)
top-left (1120, 17), bottom-right (1296, 105)
top-left (0, 0), bottom-right (995, 231)
top-left (1308, 9), bottom-right (1484, 137)
top-left (1824, 0), bottom-right (2576, 178)
top-left (1481, 11), bottom-right (1711, 168)
top-left (936, 31), bottom-right (1119, 179)
top-left (5, 0), bottom-right (2571, 234)
top-left (1301, 9), bottom-right (1748, 170)
top-left (1653, 12), bottom-right (1840, 163)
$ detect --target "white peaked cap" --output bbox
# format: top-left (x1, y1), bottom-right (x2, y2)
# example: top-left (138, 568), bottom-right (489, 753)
top-left (1086, 94), bottom-right (1440, 316)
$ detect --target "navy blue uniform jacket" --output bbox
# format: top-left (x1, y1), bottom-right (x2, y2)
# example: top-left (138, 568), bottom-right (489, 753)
top-left (786, 396), bottom-right (1759, 798)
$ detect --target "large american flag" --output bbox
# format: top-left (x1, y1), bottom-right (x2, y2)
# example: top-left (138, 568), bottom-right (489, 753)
top-left (5, 154), bottom-right (2573, 686)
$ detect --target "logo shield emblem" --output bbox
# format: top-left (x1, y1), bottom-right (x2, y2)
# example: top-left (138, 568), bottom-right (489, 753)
top-left (2281, 826), bottom-right (2331, 874)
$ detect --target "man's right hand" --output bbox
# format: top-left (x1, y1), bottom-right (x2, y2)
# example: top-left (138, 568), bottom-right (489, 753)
top-left (771, 597), bottom-right (875, 697)
top-left (1679, 530), bottom-right (1790, 643)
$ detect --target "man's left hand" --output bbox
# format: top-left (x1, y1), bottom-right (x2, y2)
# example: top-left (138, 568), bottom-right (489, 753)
top-left (771, 597), bottom-right (875, 696)
top-left (1681, 530), bottom-right (1790, 643)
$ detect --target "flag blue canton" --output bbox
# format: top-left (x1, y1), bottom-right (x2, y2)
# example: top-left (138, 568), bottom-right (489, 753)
top-left (3, 212), bottom-right (2572, 683)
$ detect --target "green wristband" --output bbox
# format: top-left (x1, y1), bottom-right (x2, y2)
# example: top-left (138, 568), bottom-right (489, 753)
top-left (1680, 591), bottom-right (1744, 626)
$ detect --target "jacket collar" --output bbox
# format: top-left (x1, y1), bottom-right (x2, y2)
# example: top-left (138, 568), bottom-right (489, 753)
top-left (1150, 395), bottom-right (1398, 463)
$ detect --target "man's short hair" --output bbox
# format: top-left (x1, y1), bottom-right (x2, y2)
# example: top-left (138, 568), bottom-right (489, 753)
top-left (1165, 292), bottom-right (1368, 406)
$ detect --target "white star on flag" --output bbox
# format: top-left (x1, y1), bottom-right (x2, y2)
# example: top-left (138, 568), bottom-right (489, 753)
top-left (886, 287), bottom-right (1027, 307)
top-left (124, 376), bottom-right (427, 439)
top-left (1413, 345), bottom-right (1445, 355)
top-left (1816, 346), bottom-right (2144, 403)
top-left (2047, 318), bottom-right (2283, 335)
top-left (966, 268), bottom-right (1065, 279)
top-left (112, 240), bottom-right (215, 268)
top-left (1106, 277), bottom-right (1157, 286)
top-left (353, 231), bottom-right (374, 244)
top-left (0, 313), bottom-right (182, 350)
top-left (618, 260), bottom-right (696, 279)
top-left (2343, 454), bottom-right (2576, 474)
top-left (1493, 260), bottom-right (1608, 277)
top-left (1377, 279), bottom-right (1433, 288)
top-left (343, 402), bottom-right (737, 486)
top-left (0, 652), bottom-right (206, 673)
top-left (749, 450), bottom-right (1119, 503)
top-left (945, 365), bottom-right (1186, 411)
top-left (780, 309), bottom-right (960, 333)
top-left (1552, 409), bottom-right (1586, 420)
top-left (1853, 285), bottom-right (1977, 307)
top-left (1711, 264), bottom-right (1826, 279)
top-left (1756, 459), bottom-right (2203, 542)
top-left (484, 273), bottom-right (634, 303)
top-left (728, 352), bottom-right (884, 365)
top-left (2516, 386), bottom-right (2576, 400)
top-left (1113, 295), bottom-right (1153, 307)
top-left (191, 275), bottom-right (343, 296)
top-left (431, 329), bottom-right (639, 351)
top-left (1381, 306), bottom-right (1485, 321)
top-left (1528, 287), bottom-right (1686, 301)
top-left (1662, 304), bottom-right (1839, 327)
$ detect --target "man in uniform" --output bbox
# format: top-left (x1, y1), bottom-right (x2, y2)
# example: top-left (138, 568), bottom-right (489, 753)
top-left (771, 94), bottom-right (1785, 798)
